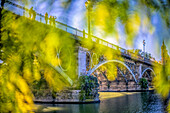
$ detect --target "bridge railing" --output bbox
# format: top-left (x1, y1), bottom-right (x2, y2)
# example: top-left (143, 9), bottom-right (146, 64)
top-left (4, 0), bottom-right (82, 36)
top-left (4, 0), bottom-right (153, 63)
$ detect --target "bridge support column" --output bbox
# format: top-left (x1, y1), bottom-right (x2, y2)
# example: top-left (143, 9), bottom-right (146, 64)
top-left (78, 47), bottom-right (87, 76)
top-left (139, 64), bottom-right (142, 78)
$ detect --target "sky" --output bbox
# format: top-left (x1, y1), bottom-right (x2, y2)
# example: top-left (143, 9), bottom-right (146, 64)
top-left (3, 0), bottom-right (170, 61)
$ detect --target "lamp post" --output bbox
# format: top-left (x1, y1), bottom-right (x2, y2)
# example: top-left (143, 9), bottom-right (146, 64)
top-left (85, 0), bottom-right (92, 39)
top-left (143, 40), bottom-right (146, 58)
top-left (143, 40), bottom-right (145, 53)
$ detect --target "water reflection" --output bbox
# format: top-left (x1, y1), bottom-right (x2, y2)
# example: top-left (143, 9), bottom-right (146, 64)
top-left (35, 92), bottom-right (164, 113)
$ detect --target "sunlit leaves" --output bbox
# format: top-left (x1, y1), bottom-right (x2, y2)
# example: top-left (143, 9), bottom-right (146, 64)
top-left (0, 9), bottom-right (76, 112)
top-left (94, 4), bottom-right (111, 32)
top-left (140, 0), bottom-right (170, 28)
top-left (33, 55), bottom-right (41, 81)
top-left (153, 63), bottom-right (170, 98)
top-left (0, 65), bottom-right (34, 113)
top-left (105, 63), bottom-right (117, 81)
top-left (40, 31), bottom-right (59, 66)
top-left (125, 13), bottom-right (140, 46)
top-left (153, 43), bottom-right (170, 111)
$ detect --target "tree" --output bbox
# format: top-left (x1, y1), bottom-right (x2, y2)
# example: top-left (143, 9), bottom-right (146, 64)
top-left (0, 4), bottom-right (76, 112)
top-left (153, 41), bottom-right (170, 111)
top-left (139, 78), bottom-right (148, 89)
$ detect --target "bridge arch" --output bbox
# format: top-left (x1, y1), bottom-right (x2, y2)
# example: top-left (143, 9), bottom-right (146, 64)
top-left (93, 67), bottom-right (128, 83)
top-left (87, 60), bottom-right (137, 83)
top-left (141, 67), bottom-right (156, 77)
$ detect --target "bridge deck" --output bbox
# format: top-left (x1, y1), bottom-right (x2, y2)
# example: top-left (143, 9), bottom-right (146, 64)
top-left (3, 0), bottom-right (156, 66)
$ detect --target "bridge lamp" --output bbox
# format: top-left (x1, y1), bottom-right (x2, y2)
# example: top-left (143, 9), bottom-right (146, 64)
top-left (85, 0), bottom-right (92, 39)
top-left (143, 40), bottom-right (146, 58)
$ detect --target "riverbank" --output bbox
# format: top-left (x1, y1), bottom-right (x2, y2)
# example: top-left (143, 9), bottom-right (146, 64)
top-left (34, 92), bottom-right (164, 113)
top-left (34, 90), bottom-right (154, 104)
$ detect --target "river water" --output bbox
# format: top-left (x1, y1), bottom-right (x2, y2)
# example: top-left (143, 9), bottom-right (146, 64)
top-left (35, 92), bottom-right (164, 113)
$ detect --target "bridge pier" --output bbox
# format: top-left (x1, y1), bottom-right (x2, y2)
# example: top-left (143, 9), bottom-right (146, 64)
top-left (78, 47), bottom-right (87, 76)
top-left (138, 64), bottom-right (142, 79)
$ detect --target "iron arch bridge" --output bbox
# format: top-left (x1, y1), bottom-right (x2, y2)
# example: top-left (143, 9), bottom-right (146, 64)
top-left (84, 57), bottom-right (156, 91)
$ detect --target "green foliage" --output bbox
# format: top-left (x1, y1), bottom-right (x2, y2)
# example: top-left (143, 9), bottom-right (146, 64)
top-left (79, 90), bottom-right (85, 101)
top-left (153, 42), bottom-right (170, 112)
top-left (31, 75), bottom-right (51, 99)
top-left (78, 75), bottom-right (99, 100)
top-left (0, 9), bottom-right (76, 112)
top-left (139, 78), bottom-right (148, 89)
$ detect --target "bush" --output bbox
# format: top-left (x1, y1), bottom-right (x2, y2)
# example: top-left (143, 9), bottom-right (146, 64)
top-left (79, 90), bottom-right (85, 101)
top-left (78, 75), bottom-right (99, 100)
top-left (139, 78), bottom-right (148, 89)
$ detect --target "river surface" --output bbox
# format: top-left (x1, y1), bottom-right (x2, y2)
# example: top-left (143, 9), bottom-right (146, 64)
top-left (35, 92), bottom-right (164, 113)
